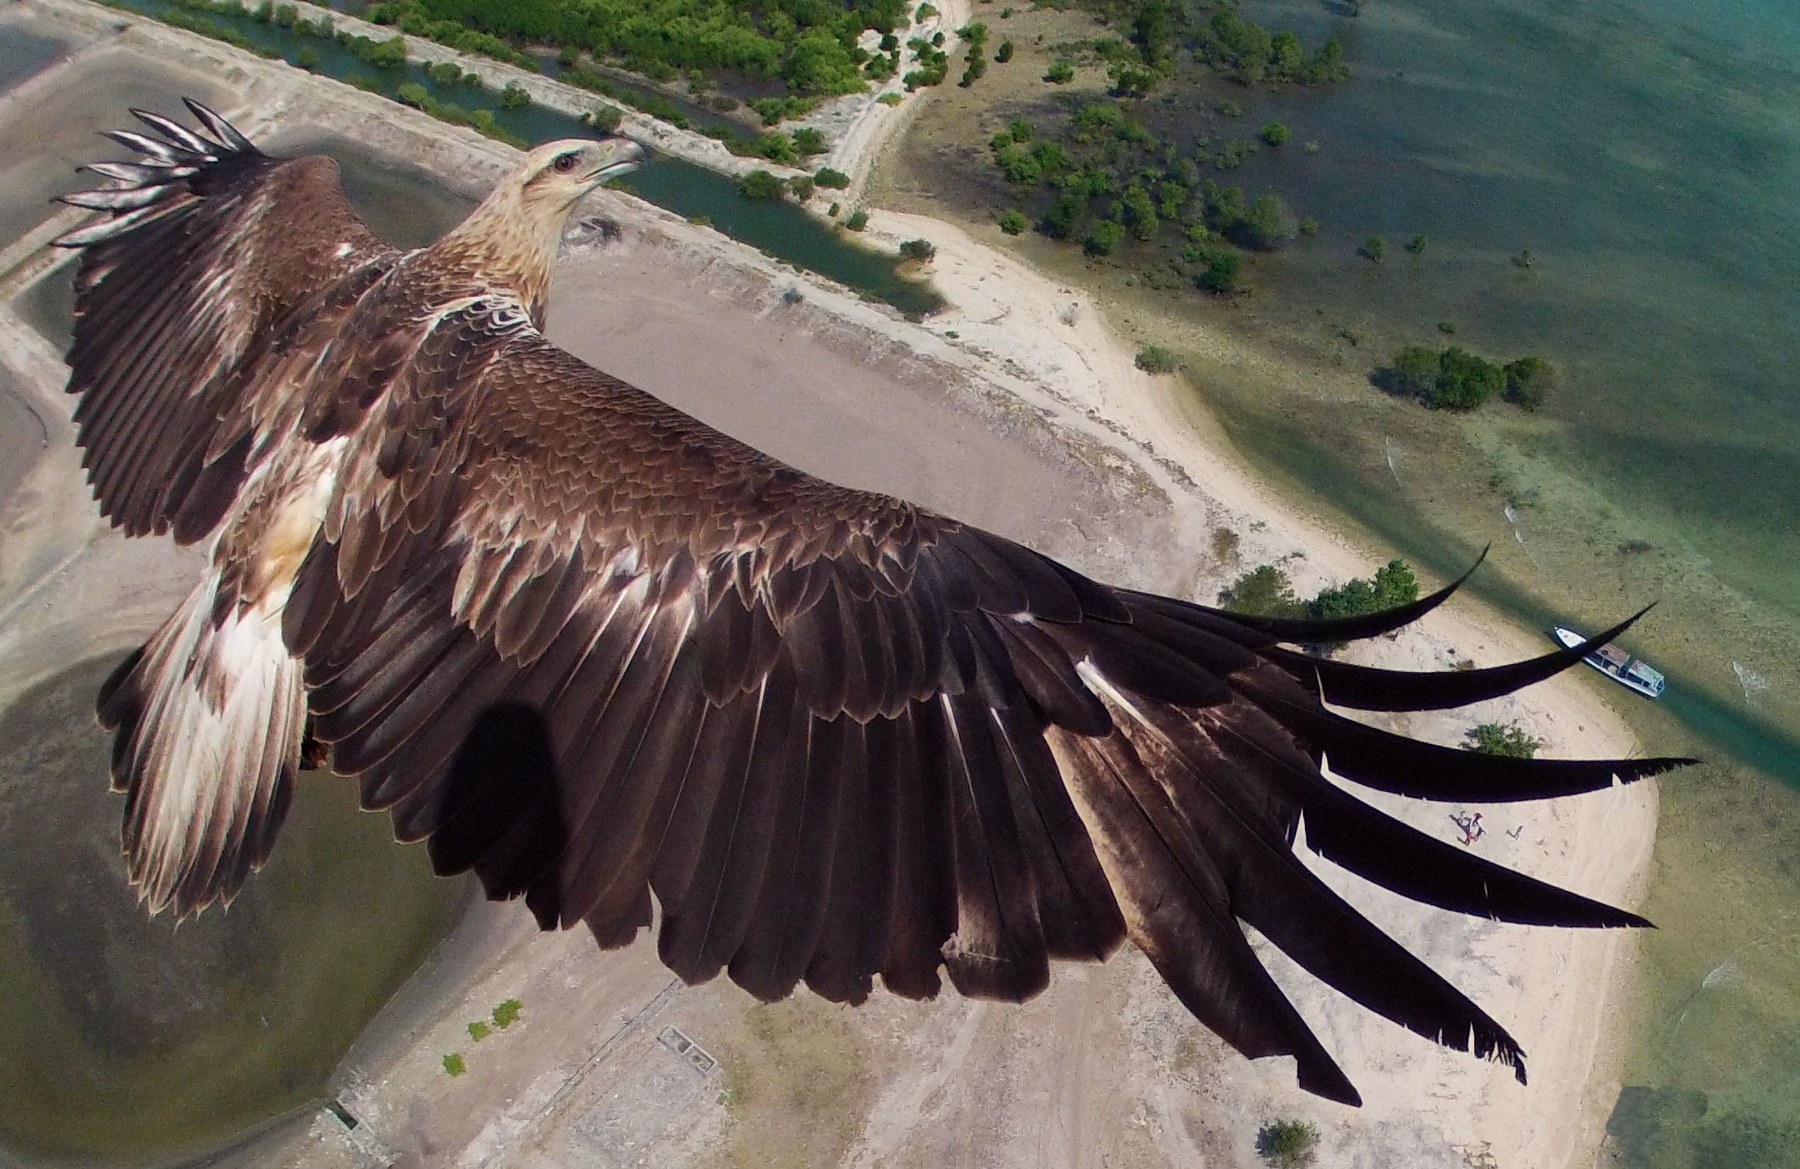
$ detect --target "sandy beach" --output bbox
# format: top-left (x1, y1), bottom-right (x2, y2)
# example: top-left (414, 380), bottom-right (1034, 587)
top-left (0, 6), bottom-right (1659, 1166)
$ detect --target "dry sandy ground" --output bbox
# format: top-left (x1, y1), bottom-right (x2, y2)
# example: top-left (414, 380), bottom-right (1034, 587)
top-left (0, 9), bottom-right (1656, 1169)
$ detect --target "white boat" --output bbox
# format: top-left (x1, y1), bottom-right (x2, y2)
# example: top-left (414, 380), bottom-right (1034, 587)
top-left (1552, 626), bottom-right (1666, 699)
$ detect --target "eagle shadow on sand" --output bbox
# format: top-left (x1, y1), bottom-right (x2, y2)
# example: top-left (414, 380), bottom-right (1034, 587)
top-left (54, 100), bottom-right (1690, 1106)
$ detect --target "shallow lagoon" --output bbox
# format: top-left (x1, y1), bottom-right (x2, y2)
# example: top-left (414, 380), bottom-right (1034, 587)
top-left (0, 657), bottom-right (463, 1166)
top-left (1171, 0), bottom-right (1800, 1158)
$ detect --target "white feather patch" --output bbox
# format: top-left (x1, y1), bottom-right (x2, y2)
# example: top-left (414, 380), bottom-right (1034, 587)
top-left (117, 572), bottom-right (304, 915)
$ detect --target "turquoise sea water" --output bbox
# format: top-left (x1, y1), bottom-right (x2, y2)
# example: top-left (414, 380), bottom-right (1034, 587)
top-left (1181, 0), bottom-right (1800, 1160)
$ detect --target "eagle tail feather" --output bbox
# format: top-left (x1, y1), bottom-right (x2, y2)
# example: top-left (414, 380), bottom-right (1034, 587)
top-left (100, 573), bottom-right (302, 917)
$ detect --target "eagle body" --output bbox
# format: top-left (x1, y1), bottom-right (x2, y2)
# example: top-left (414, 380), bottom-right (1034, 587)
top-left (55, 103), bottom-right (1688, 1107)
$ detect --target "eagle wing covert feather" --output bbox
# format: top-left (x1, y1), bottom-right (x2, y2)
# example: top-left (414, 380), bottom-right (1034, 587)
top-left (56, 104), bottom-right (1694, 1108)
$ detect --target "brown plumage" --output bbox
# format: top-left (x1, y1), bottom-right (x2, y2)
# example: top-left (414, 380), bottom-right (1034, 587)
top-left (56, 102), bottom-right (1690, 1106)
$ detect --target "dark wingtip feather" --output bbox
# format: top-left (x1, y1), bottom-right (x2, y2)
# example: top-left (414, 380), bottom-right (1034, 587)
top-left (1271, 604), bottom-right (1659, 712)
top-left (184, 98), bottom-right (261, 154)
top-left (1219, 547), bottom-right (1488, 645)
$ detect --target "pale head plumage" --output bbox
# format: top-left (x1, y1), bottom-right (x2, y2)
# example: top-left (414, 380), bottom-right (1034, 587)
top-left (435, 136), bottom-right (644, 320)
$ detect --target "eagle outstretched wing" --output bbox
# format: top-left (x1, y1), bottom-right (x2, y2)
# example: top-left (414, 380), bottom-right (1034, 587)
top-left (59, 104), bottom-right (1692, 1107)
top-left (285, 318), bottom-right (1680, 1105)
top-left (56, 99), bottom-right (398, 544)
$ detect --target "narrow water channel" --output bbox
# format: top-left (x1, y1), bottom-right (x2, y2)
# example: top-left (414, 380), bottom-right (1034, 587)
top-left (96, 0), bottom-right (944, 314)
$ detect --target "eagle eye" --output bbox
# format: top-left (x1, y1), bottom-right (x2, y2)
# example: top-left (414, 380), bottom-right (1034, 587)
top-left (553, 151), bottom-right (580, 174)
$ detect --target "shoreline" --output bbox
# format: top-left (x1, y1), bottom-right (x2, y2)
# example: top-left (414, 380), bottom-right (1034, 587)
top-left (842, 206), bottom-right (1655, 1169)
top-left (0, 8), bottom-right (1657, 1165)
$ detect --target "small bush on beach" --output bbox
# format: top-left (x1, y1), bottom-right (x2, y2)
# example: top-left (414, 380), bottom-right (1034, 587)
top-left (998, 209), bottom-right (1029, 235)
top-left (1135, 345), bottom-right (1180, 374)
top-left (899, 238), bottom-right (937, 262)
top-left (845, 209), bottom-right (870, 231)
top-left (814, 166), bottom-right (852, 189)
top-left (468, 1020), bottom-right (491, 1041)
top-left (443, 1053), bottom-right (467, 1076)
top-left (1045, 60), bottom-right (1076, 83)
top-left (1256, 1118), bottom-right (1320, 1168)
top-left (1221, 566), bottom-right (1306, 619)
top-left (1308, 559), bottom-right (1418, 620)
top-left (493, 999), bottom-right (522, 1028)
top-left (1465, 721), bottom-right (1542, 758)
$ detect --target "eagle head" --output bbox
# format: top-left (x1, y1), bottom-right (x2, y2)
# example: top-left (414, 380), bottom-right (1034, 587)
top-left (516, 137), bottom-right (646, 215)
top-left (439, 135), bottom-right (646, 323)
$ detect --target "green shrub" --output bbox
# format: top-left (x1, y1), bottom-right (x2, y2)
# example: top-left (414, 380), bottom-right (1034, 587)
top-left (996, 40), bottom-right (1014, 62)
top-left (814, 167), bottom-right (851, 189)
top-left (787, 175), bottom-right (816, 202)
top-left (468, 1020), bottom-right (491, 1041)
top-left (845, 209), bottom-right (870, 231)
top-left (1465, 721), bottom-right (1542, 758)
top-left (1405, 234), bottom-right (1428, 255)
top-left (1135, 346), bottom-right (1179, 374)
top-left (792, 126), bottom-right (826, 155)
top-left (1084, 219), bottom-right (1126, 256)
top-left (1221, 566), bottom-right (1306, 618)
top-left (1045, 60), bottom-right (1076, 83)
top-left (1195, 247), bottom-right (1244, 294)
top-left (493, 999), bottom-right (522, 1028)
top-left (1504, 355), bottom-right (1557, 410)
top-left (757, 132), bottom-right (798, 163)
top-left (590, 103), bottom-right (623, 133)
top-left (1236, 194), bottom-right (1297, 251)
top-left (499, 81), bottom-right (531, 110)
top-left (1259, 121), bottom-right (1290, 146)
top-left (1427, 346), bottom-right (1505, 410)
top-left (739, 169), bottom-right (786, 199)
top-left (999, 209), bottom-right (1029, 235)
top-left (1308, 559), bottom-right (1418, 620)
top-left (443, 1053), bottom-right (467, 1076)
top-left (1389, 345), bottom-right (1441, 398)
top-left (899, 238), bottom-right (937, 262)
top-left (1256, 1118), bottom-right (1320, 1168)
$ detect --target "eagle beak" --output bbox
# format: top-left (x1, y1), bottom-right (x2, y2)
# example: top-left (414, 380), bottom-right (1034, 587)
top-left (585, 138), bottom-right (645, 186)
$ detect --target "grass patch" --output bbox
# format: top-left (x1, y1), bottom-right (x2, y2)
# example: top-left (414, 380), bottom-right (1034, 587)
top-left (717, 998), bottom-right (871, 1168)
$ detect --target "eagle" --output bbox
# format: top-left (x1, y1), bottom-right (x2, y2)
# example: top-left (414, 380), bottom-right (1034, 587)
top-left (54, 101), bottom-right (1686, 1107)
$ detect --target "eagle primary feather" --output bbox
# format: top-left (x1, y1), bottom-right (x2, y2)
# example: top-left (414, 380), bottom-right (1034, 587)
top-left (56, 102), bottom-right (1692, 1107)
